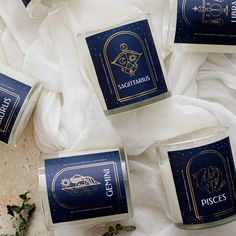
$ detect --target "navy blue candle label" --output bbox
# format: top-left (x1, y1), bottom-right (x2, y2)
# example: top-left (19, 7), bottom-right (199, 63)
top-left (0, 73), bottom-right (31, 143)
top-left (44, 150), bottom-right (128, 224)
top-left (175, 0), bottom-right (236, 45)
top-left (86, 19), bottom-right (168, 111)
top-left (168, 137), bottom-right (236, 224)
top-left (22, 0), bottom-right (31, 7)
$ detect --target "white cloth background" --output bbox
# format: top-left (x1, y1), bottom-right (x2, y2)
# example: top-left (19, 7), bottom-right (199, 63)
top-left (1, 0), bottom-right (236, 235)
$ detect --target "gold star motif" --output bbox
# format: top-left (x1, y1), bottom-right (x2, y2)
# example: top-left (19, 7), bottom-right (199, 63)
top-left (192, 5), bottom-right (198, 12)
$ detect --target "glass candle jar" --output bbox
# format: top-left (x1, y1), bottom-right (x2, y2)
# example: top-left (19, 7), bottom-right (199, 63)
top-left (0, 63), bottom-right (42, 146)
top-left (157, 127), bottom-right (236, 230)
top-left (38, 148), bottom-right (133, 230)
top-left (78, 14), bottom-right (171, 116)
top-left (165, 0), bottom-right (236, 53)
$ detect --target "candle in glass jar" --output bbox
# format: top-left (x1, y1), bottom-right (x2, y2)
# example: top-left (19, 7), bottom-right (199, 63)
top-left (157, 127), bottom-right (236, 230)
top-left (38, 148), bottom-right (133, 230)
top-left (164, 0), bottom-right (236, 53)
top-left (0, 63), bottom-right (42, 146)
top-left (78, 14), bottom-right (171, 116)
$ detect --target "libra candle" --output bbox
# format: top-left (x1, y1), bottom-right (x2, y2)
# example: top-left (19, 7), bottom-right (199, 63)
top-left (38, 148), bottom-right (133, 230)
top-left (164, 0), bottom-right (236, 53)
top-left (0, 63), bottom-right (42, 146)
top-left (157, 127), bottom-right (236, 230)
top-left (78, 14), bottom-right (171, 116)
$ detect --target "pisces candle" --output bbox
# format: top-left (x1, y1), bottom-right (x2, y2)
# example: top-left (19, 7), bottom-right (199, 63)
top-left (38, 148), bottom-right (132, 230)
top-left (157, 127), bottom-right (236, 229)
top-left (0, 63), bottom-right (42, 146)
top-left (165, 0), bottom-right (236, 52)
top-left (79, 14), bottom-right (171, 116)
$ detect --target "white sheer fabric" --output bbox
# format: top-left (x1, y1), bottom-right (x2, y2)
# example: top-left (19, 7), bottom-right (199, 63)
top-left (1, 0), bottom-right (236, 235)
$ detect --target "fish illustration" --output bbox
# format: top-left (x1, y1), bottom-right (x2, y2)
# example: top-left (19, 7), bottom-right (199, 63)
top-left (192, 166), bottom-right (226, 194)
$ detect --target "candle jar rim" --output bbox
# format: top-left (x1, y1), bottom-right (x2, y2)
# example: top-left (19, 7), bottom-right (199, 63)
top-left (157, 126), bottom-right (228, 148)
top-left (77, 12), bottom-right (151, 38)
top-left (41, 148), bottom-right (124, 159)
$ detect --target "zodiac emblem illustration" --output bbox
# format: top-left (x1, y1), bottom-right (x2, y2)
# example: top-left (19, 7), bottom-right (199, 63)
top-left (111, 43), bottom-right (142, 77)
top-left (192, 166), bottom-right (226, 194)
top-left (192, 0), bottom-right (228, 25)
top-left (61, 174), bottom-right (101, 197)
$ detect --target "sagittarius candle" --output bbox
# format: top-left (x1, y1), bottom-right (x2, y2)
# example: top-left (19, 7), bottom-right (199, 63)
top-left (79, 14), bottom-right (171, 116)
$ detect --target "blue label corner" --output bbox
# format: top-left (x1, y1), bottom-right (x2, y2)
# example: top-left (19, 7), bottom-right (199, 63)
top-left (22, 0), bottom-right (31, 7)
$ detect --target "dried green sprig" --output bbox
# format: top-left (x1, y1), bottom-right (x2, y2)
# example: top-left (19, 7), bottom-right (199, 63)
top-left (103, 224), bottom-right (136, 236)
top-left (0, 191), bottom-right (36, 236)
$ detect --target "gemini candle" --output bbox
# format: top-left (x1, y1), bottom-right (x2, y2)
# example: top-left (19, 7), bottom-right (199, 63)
top-left (165, 0), bottom-right (236, 52)
top-left (157, 127), bottom-right (236, 229)
top-left (79, 14), bottom-right (171, 116)
top-left (0, 63), bottom-right (42, 146)
top-left (39, 148), bottom-right (132, 230)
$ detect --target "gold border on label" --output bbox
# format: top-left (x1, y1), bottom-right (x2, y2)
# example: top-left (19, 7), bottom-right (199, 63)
top-left (103, 30), bottom-right (158, 103)
top-left (0, 87), bottom-right (20, 133)
top-left (182, 0), bottom-right (193, 26)
top-left (186, 150), bottom-right (236, 220)
top-left (51, 161), bottom-right (123, 210)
